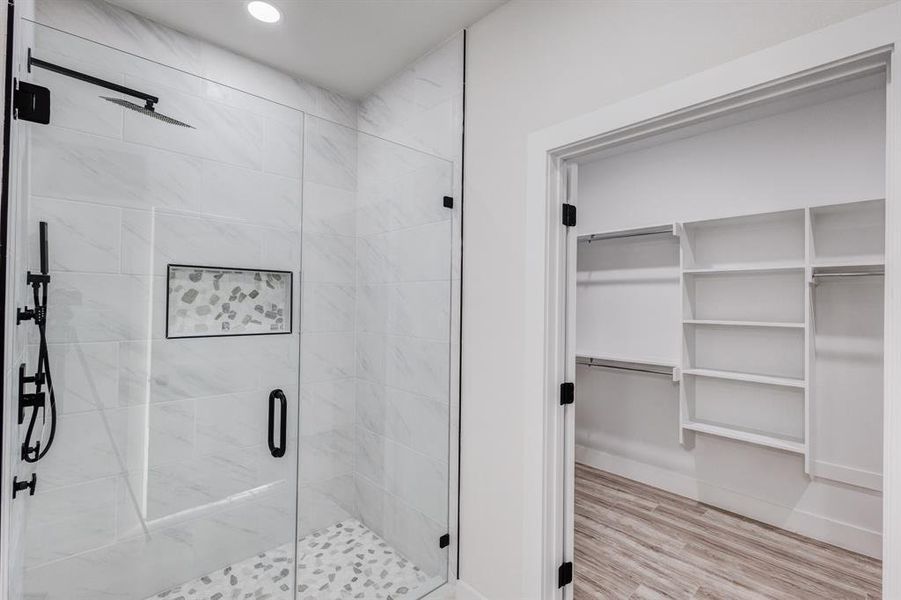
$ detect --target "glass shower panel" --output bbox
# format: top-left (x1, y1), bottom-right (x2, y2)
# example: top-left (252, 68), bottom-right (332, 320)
top-left (14, 23), bottom-right (301, 600)
top-left (298, 116), bottom-right (453, 598)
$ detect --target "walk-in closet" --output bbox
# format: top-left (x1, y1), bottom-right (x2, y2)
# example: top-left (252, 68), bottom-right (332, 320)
top-left (570, 67), bottom-right (886, 598)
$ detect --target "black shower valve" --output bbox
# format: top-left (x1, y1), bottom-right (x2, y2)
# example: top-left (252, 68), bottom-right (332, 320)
top-left (18, 391), bottom-right (45, 425)
top-left (12, 473), bottom-right (37, 498)
top-left (26, 271), bottom-right (50, 285)
top-left (16, 305), bottom-right (35, 324)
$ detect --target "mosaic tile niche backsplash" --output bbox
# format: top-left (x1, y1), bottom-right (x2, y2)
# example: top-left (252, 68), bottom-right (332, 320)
top-left (167, 265), bottom-right (293, 338)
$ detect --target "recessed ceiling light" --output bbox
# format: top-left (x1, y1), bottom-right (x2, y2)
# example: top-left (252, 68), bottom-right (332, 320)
top-left (247, 1), bottom-right (281, 23)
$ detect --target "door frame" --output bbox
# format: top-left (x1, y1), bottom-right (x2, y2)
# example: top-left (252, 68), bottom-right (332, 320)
top-left (524, 4), bottom-right (901, 598)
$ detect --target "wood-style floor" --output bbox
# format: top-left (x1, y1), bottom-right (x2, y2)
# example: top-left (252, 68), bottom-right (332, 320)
top-left (574, 462), bottom-right (882, 599)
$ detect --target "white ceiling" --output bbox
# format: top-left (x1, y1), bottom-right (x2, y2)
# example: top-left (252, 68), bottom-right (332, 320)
top-left (105, 0), bottom-right (504, 98)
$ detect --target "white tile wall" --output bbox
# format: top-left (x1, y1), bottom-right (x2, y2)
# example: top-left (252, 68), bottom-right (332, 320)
top-left (351, 127), bottom-right (454, 579)
top-left (17, 17), bottom-right (307, 600)
top-left (9, 4), bottom-right (462, 598)
top-left (297, 115), bottom-right (359, 540)
top-left (352, 32), bottom-right (463, 583)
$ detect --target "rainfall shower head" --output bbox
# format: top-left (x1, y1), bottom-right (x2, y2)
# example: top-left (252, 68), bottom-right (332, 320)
top-left (101, 97), bottom-right (194, 129)
top-left (26, 50), bottom-right (196, 129)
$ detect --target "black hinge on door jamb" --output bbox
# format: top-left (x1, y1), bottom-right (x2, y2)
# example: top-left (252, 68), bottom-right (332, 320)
top-left (439, 533), bottom-right (450, 548)
top-left (443, 196), bottom-right (454, 209)
top-left (562, 203), bottom-right (576, 227)
top-left (558, 561), bottom-right (573, 588)
top-left (560, 382), bottom-right (574, 406)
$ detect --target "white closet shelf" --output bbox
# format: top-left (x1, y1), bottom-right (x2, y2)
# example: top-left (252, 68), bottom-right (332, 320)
top-left (682, 368), bottom-right (806, 388)
top-left (682, 421), bottom-right (805, 454)
top-left (682, 265), bottom-right (804, 275)
top-left (682, 319), bottom-right (804, 329)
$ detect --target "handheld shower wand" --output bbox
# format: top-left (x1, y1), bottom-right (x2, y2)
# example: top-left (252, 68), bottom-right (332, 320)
top-left (18, 221), bottom-right (57, 464)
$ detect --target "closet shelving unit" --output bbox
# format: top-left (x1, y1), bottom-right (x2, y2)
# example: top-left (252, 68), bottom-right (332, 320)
top-left (577, 199), bottom-right (884, 478)
top-left (576, 225), bottom-right (681, 381)
top-left (677, 208), bottom-right (810, 468)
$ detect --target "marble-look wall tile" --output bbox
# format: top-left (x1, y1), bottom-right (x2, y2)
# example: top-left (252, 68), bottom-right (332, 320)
top-left (303, 181), bottom-right (356, 236)
top-left (147, 399), bottom-right (195, 468)
top-left (202, 161), bottom-right (303, 229)
top-left (357, 281), bottom-right (451, 341)
top-left (299, 429), bottom-right (353, 485)
top-left (302, 233), bottom-right (355, 284)
top-left (353, 44), bottom-right (460, 576)
top-left (26, 516), bottom-right (198, 600)
top-left (195, 390), bottom-right (269, 456)
top-left (28, 342), bottom-right (119, 414)
top-left (354, 427), bottom-right (447, 525)
top-left (354, 475), bottom-right (446, 577)
top-left (299, 379), bottom-right (355, 437)
top-left (299, 332), bottom-right (355, 384)
top-left (37, 406), bottom-right (142, 490)
top-left (30, 56), bottom-right (125, 139)
top-left (303, 116), bottom-right (357, 191)
top-left (119, 209), bottom-right (153, 275)
top-left (34, 0), bottom-right (204, 75)
top-left (150, 211), bottom-right (263, 274)
top-left (356, 163), bottom-right (453, 237)
top-left (356, 380), bottom-right (448, 462)
top-left (357, 34), bottom-right (463, 162)
top-left (297, 474), bottom-right (356, 538)
top-left (24, 476), bottom-right (118, 567)
top-left (356, 220), bottom-right (452, 285)
top-left (138, 337), bottom-right (271, 403)
top-left (143, 448), bottom-right (258, 521)
top-left (264, 113), bottom-right (304, 179)
top-left (356, 333), bottom-right (450, 401)
top-left (122, 76), bottom-right (264, 170)
top-left (29, 196), bottom-right (121, 273)
top-left (31, 125), bottom-right (204, 212)
top-left (301, 283), bottom-right (355, 333)
top-left (44, 272), bottom-right (151, 343)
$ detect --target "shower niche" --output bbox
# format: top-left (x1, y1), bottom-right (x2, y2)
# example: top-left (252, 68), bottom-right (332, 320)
top-left (4, 7), bottom-right (461, 600)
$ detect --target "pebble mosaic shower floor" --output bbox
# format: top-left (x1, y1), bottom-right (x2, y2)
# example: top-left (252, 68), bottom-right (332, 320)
top-left (147, 519), bottom-right (442, 600)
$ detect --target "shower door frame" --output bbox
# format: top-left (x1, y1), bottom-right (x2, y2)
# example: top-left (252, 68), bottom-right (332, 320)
top-left (0, 0), bottom-right (16, 595)
top-left (525, 4), bottom-right (901, 599)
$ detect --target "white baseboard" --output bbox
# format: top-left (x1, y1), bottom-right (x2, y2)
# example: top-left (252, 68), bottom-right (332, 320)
top-left (575, 444), bottom-right (882, 558)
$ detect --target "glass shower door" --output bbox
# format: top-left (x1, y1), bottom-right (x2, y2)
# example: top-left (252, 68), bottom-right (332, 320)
top-left (297, 116), bottom-right (454, 599)
top-left (13, 22), bottom-right (302, 600)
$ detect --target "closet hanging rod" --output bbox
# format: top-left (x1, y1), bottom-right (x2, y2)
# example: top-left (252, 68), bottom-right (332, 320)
top-left (578, 224), bottom-right (674, 243)
top-left (576, 355), bottom-right (674, 376)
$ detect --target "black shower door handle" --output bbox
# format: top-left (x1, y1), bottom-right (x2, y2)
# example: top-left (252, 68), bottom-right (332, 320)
top-left (268, 389), bottom-right (287, 458)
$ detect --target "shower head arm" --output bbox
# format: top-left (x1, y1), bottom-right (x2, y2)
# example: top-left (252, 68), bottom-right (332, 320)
top-left (28, 50), bottom-right (160, 111)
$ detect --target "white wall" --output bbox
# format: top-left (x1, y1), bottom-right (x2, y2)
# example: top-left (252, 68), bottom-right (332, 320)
top-left (461, 1), bottom-right (894, 597)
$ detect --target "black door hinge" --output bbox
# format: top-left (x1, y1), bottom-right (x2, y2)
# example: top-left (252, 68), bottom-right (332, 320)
top-left (439, 533), bottom-right (450, 548)
top-left (558, 561), bottom-right (573, 588)
top-left (560, 382), bottom-right (574, 406)
top-left (14, 80), bottom-right (51, 124)
top-left (12, 474), bottom-right (37, 498)
top-left (443, 196), bottom-right (454, 209)
top-left (562, 203), bottom-right (576, 227)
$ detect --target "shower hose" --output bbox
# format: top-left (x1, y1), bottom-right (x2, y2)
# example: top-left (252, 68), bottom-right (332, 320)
top-left (21, 257), bottom-right (56, 463)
